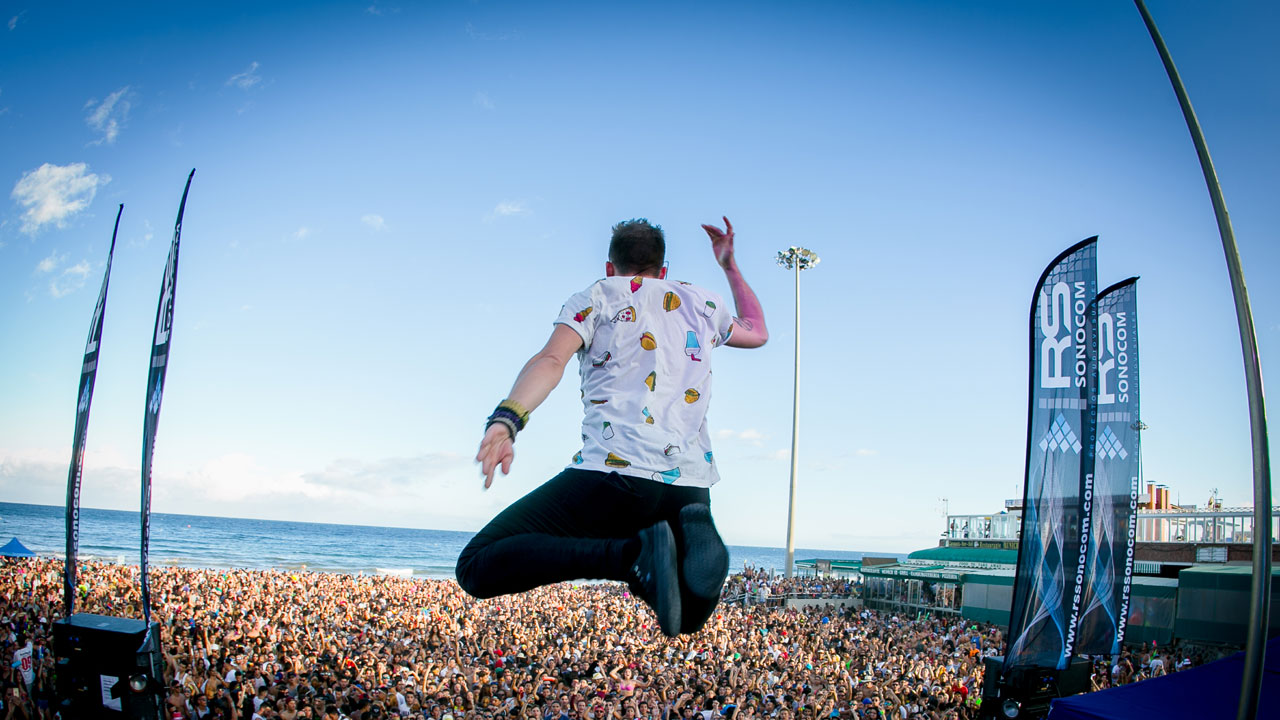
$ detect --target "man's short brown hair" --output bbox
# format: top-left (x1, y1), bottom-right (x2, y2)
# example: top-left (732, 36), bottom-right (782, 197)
top-left (609, 219), bottom-right (665, 276)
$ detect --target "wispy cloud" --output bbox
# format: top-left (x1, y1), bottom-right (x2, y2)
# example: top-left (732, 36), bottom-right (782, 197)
top-left (715, 428), bottom-right (766, 446)
top-left (8, 11), bottom-right (25, 31)
top-left (130, 219), bottom-right (154, 248)
top-left (303, 453), bottom-right (468, 494)
top-left (366, 4), bottom-right (399, 16)
top-left (10, 162), bottom-right (110, 235)
top-left (465, 22), bottom-right (519, 42)
top-left (856, 448), bottom-right (878, 456)
top-left (84, 86), bottom-right (132, 145)
top-left (49, 260), bottom-right (90, 298)
top-left (293, 226), bottom-right (311, 240)
top-left (485, 201), bottom-right (528, 222)
top-left (35, 251), bottom-right (64, 274)
top-left (474, 91), bottom-right (494, 110)
top-left (226, 61), bottom-right (262, 90)
top-left (361, 214), bottom-right (386, 231)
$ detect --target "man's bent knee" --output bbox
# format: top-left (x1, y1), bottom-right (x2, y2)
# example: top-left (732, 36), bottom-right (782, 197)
top-left (455, 543), bottom-right (493, 599)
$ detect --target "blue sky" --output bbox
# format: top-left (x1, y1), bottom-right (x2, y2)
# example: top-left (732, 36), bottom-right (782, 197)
top-left (1, 1), bottom-right (1276, 553)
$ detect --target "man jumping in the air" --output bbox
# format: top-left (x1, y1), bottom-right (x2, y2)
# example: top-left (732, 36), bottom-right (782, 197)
top-left (456, 217), bottom-right (768, 637)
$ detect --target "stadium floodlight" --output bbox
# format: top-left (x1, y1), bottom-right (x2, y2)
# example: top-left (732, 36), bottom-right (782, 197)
top-left (776, 246), bottom-right (820, 579)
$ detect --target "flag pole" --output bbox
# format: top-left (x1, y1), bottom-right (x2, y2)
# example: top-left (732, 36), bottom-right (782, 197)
top-left (1133, 3), bottom-right (1271, 718)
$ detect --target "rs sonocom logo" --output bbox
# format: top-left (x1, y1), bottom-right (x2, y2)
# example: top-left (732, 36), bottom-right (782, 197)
top-left (1097, 310), bottom-right (1132, 405)
top-left (1039, 280), bottom-right (1089, 390)
top-left (1039, 413), bottom-right (1081, 454)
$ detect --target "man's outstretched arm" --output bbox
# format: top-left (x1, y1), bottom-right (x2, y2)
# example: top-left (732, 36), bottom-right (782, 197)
top-left (701, 216), bottom-right (768, 349)
top-left (475, 323), bottom-right (584, 487)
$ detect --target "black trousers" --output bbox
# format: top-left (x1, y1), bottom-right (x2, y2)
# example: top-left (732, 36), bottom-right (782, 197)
top-left (455, 468), bottom-right (713, 599)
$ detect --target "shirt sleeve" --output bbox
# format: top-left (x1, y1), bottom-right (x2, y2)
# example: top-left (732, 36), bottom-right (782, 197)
top-left (712, 292), bottom-right (734, 346)
top-left (554, 285), bottom-right (599, 349)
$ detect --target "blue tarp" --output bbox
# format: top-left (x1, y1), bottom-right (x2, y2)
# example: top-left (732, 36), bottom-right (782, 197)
top-left (0, 537), bottom-right (36, 557)
top-left (1048, 636), bottom-right (1280, 719)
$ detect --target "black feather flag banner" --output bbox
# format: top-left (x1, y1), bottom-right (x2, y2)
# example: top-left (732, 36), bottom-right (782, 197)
top-left (140, 169), bottom-right (194, 628)
top-left (63, 204), bottom-right (123, 616)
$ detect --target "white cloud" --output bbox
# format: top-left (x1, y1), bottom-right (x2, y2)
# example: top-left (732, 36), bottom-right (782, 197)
top-left (293, 226), bottom-right (311, 240)
top-left (84, 86), bottom-right (131, 145)
top-left (715, 428), bottom-right (766, 446)
top-left (464, 22), bottom-right (518, 42)
top-left (361, 214), bottom-right (386, 231)
top-left (226, 61), bottom-right (262, 90)
top-left (35, 251), bottom-right (64, 274)
top-left (302, 453), bottom-right (468, 493)
top-left (181, 453), bottom-right (318, 503)
top-left (130, 218), bottom-right (154, 248)
top-left (485, 201), bottom-right (529, 222)
top-left (10, 162), bottom-right (110, 234)
top-left (8, 11), bottom-right (24, 31)
top-left (49, 260), bottom-right (90, 298)
top-left (0, 445), bottom-right (494, 532)
top-left (0, 445), bottom-right (136, 507)
top-left (474, 91), bottom-right (494, 110)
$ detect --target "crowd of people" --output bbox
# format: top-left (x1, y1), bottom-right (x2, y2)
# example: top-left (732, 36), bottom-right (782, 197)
top-left (1, 558), bottom-right (1226, 720)
top-left (720, 569), bottom-right (860, 605)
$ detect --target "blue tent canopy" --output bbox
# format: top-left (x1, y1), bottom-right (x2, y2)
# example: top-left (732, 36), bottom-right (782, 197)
top-left (1048, 636), bottom-right (1280, 719)
top-left (0, 537), bottom-right (36, 557)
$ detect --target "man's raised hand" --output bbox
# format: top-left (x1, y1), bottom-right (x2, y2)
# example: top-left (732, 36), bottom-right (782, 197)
top-left (701, 216), bottom-right (736, 269)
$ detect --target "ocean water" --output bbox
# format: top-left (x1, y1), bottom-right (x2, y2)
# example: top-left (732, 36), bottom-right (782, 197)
top-left (0, 502), bottom-right (897, 579)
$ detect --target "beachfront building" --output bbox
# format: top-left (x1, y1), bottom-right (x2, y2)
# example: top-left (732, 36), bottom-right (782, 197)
top-left (836, 489), bottom-right (1280, 649)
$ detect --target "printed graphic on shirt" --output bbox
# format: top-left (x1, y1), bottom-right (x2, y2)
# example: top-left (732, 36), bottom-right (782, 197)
top-left (704, 452), bottom-right (714, 463)
top-left (630, 277), bottom-right (643, 293)
top-left (701, 301), bottom-right (716, 318)
top-left (589, 399), bottom-right (608, 405)
top-left (592, 352), bottom-right (611, 367)
top-left (602, 422), bottom-right (614, 439)
top-left (663, 292), bottom-right (681, 311)
top-left (640, 331), bottom-right (657, 351)
top-left (612, 306), bottom-right (636, 323)
top-left (572, 452), bottom-right (583, 465)
top-left (605, 452), bottom-right (631, 468)
top-left (644, 372), bottom-right (656, 391)
top-left (574, 307), bottom-right (593, 322)
top-left (653, 468), bottom-right (681, 484)
top-left (685, 331), bottom-right (702, 362)
top-left (664, 444), bottom-right (681, 457)
top-left (642, 407), bottom-right (654, 424)
top-left (684, 388), bottom-right (700, 403)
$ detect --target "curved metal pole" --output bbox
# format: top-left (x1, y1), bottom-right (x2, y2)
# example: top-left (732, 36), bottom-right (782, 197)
top-left (1134, 3), bottom-right (1272, 718)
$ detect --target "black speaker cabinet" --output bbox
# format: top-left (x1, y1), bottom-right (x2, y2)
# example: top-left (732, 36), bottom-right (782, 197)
top-left (980, 656), bottom-right (1090, 720)
top-left (53, 614), bottom-right (164, 719)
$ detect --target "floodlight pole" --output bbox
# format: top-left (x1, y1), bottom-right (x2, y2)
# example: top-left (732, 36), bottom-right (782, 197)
top-left (777, 247), bottom-right (819, 579)
top-left (1134, 3), bottom-right (1272, 719)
